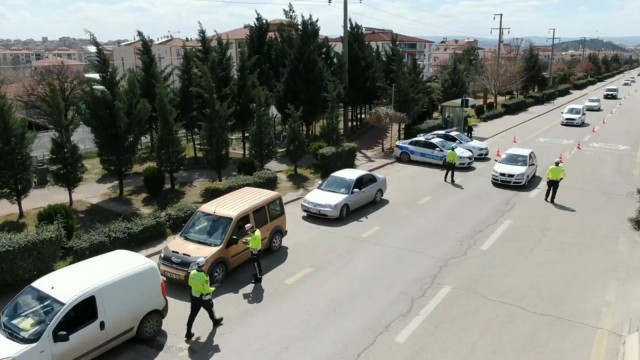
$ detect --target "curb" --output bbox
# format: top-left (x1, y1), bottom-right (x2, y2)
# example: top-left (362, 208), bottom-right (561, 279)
top-left (625, 332), bottom-right (638, 360)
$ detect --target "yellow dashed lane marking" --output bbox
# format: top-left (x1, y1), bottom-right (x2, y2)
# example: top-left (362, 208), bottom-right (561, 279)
top-left (361, 226), bottom-right (381, 238)
top-left (285, 268), bottom-right (313, 285)
top-left (417, 196), bottom-right (432, 205)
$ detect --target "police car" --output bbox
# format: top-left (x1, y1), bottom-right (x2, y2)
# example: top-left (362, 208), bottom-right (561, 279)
top-left (420, 130), bottom-right (490, 158)
top-left (394, 136), bottom-right (474, 167)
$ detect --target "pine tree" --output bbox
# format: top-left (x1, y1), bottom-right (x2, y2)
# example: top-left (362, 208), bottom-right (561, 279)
top-left (285, 106), bottom-right (307, 174)
top-left (136, 31), bottom-right (165, 153)
top-left (320, 80), bottom-right (343, 146)
top-left (0, 92), bottom-right (35, 218)
top-left (439, 58), bottom-right (467, 102)
top-left (176, 47), bottom-right (199, 161)
top-left (155, 86), bottom-right (185, 190)
top-left (249, 86), bottom-right (276, 169)
top-left (234, 43), bottom-right (256, 157)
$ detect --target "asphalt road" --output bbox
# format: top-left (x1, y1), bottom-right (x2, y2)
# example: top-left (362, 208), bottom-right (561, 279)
top-left (99, 80), bottom-right (640, 360)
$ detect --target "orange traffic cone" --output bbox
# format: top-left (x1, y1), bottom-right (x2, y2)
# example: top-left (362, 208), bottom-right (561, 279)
top-left (576, 141), bottom-right (582, 150)
top-left (495, 148), bottom-right (502, 159)
top-left (512, 136), bottom-right (517, 144)
top-left (592, 126), bottom-right (597, 133)
top-left (602, 118), bottom-right (607, 124)
top-left (558, 154), bottom-right (564, 163)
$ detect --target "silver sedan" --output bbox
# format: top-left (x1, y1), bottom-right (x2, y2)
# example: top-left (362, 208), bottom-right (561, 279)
top-left (301, 168), bottom-right (387, 220)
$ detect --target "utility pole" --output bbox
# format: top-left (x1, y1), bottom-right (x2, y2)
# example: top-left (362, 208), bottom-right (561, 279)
top-left (547, 28), bottom-right (559, 87)
top-left (580, 37), bottom-right (587, 61)
top-left (491, 13), bottom-right (510, 105)
top-left (329, 0), bottom-right (358, 137)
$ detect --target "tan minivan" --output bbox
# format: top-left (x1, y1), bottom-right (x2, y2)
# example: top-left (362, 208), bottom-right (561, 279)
top-left (158, 187), bottom-right (287, 283)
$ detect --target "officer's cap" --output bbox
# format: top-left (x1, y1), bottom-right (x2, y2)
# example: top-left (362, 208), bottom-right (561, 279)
top-left (196, 257), bottom-right (206, 267)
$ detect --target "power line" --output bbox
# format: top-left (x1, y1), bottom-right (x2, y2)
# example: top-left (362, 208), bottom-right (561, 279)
top-left (547, 28), bottom-right (559, 86)
top-left (490, 13), bottom-right (509, 104)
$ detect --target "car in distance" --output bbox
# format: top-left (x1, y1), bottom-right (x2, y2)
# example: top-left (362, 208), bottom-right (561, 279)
top-left (630, 76), bottom-right (636, 83)
top-left (560, 104), bottom-right (586, 126)
top-left (422, 130), bottom-right (490, 158)
top-left (394, 136), bottom-right (474, 167)
top-left (584, 97), bottom-right (601, 111)
top-left (301, 168), bottom-right (387, 220)
top-left (603, 86), bottom-right (618, 99)
top-left (491, 148), bottom-right (538, 187)
top-left (623, 79), bottom-right (632, 86)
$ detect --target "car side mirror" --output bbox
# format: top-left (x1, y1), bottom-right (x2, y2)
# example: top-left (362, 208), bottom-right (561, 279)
top-left (54, 331), bottom-right (70, 343)
top-left (530, 163), bottom-right (536, 167)
top-left (353, 188), bottom-right (361, 194)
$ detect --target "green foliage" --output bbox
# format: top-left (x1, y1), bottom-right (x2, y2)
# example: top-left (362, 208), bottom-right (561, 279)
top-left (486, 101), bottom-right (495, 111)
top-left (572, 79), bottom-right (590, 90)
top-left (522, 42), bottom-right (547, 93)
top-left (474, 104), bottom-right (486, 118)
top-left (248, 86), bottom-right (276, 168)
top-left (542, 89), bottom-right (558, 101)
top-left (317, 143), bottom-right (358, 178)
top-left (404, 120), bottom-right (440, 139)
top-left (160, 202), bottom-right (198, 233)
top-left (588, 78), bottom-right (598, 85)
top-left (237, 156), bottom-right (258, 175)
top-left (439, 58), bottom-right (467, 102)
top-left (36, 204), bottom-right (77, 243)
top-left (200, 170), bottom-right (278, 202)
top-left (0, 92), bottom-right (35, 218)
top-left (500, 98), bottom-right (528, 114)
top-left (155, 85), bottom-right (186, 190)
top-left (135, 31), bottom-right (166, 151)
top-left (142, 166), bottom-right (165, 196)
top-left (525, 92), bottom-right (545, 105)
top-left (177, 47), bottom-right (199, 160)
top-left (0, 224), bottom-right (65, 288)
top-left (556, 84), bottom-right (572, 97)
top-left (285, 106), bottom-right (308, 173)
top-left (480, 108), bottom-right (506, 121)
top-left (70, 213), bottom-right (168, 261)
top-left (629, 189), bottom-right (640, 232)
top-left (234, 43), bottom-right (257, 158)
top-left (308, 141), bottom-right (328, 161)
top-left (320, 81), bottom-right (343, 146)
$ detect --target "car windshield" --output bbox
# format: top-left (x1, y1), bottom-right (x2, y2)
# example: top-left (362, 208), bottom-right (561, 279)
top-left (498, 153), bottom-right (528, 166)
top-left (436, 140), bottom-right (455, 150)
top-left (453, 133), bottom-right (472, 143)
top-left (180, 210), bottom-right (232, 246)
top-left (564, 107), bottom-right (582, 115)
top-left (319, 175), bottom-right (354, 195)
top-left (1, 286), bottom-right (64, 344)
top-left (587, 98), bottom-right (599, 103)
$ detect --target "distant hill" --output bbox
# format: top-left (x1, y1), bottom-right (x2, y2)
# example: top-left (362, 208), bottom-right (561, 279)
top-left (555, 38), bottom-right (627, 53)
top-left (419, 36), bottom-right (637, 50)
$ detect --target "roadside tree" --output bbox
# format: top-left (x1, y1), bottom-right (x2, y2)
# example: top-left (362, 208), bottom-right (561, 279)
top-left (249, 86), bottom-right (276, 169)
top-left (285, 106), bottom-right (307, 174)
top-left (155, 85), bottom-right (185, 190)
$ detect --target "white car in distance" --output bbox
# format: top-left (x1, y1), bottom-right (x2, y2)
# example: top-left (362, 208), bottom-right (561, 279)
top-left (560, 104), bottom-right (586, 126)
top-left (584, 97), bottom-right (601, 111)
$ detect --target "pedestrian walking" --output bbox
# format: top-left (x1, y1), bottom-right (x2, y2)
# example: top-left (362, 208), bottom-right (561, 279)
top-left (544, 159), bottom-right (566, 203)
top-left (443, 115), bottom-right (451, 129)
top-left (185, 257), bottom-right (223, 341)
top-left (466, 123), bottom-right (474, 139)
top-left (242, 223), bottom-right (263, 284)
top-left (444, 145), bottom-right (459, 183)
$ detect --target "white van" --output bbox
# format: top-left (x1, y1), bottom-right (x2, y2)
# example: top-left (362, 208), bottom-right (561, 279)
top-left (0, 250), bottom-right (168, 360)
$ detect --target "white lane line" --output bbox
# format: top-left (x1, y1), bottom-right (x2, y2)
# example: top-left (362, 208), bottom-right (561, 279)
top-left (285, 268), bottom-right (313, 285)
top-left (361, 226), bottom-right (381, 238)
top-left (529, 188), bottom-right (541, 199)
top-left (417, 196), bottom-right (432, 205)
top-left (583, 135), bottom-right (591, 141)
top-left (480, 220), bottom-right (513, 250)
top-left (394, 286), bottom-right (452, 344)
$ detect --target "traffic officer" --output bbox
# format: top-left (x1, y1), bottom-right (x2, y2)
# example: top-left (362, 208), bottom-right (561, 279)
top-left (444, 145), bottom-right (459, 183)
top-left (545, 159), bottom-right (566, 203)
top-left (242, 223), bottom-right (263, 284)
top-left (185, 257), bottom-right (223, 341)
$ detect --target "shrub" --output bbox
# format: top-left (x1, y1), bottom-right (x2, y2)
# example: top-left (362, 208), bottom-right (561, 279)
top-left (308, 141), bottom-right (328, 161)
top-left (253, 170), bottom-right (278, 190)
top-left (317, 143), bottom-right (357, 178)
top-left (474, 104), bottom-right (486, 118)
top-left (162, 202), bottom-right (198, 233)
top-left (200, 170), bottom-right (278, 202)
top-left (572, 79), bottom-right (589, 90)
top-left (404, 120), bottom-right (440, 139)
top-left (142, 166), bottom-right (165, 196)
top-left (556, 84), bottom-right (572, 96)
top-left (500, 98), bottom-right (528, 114)
top-left (525, 92), bottom-right (544, 105)
top-left (480, 108), bottom-right (506, 121)
top-left (236, 156), bottom-right (257, 175)
top-left (542, 89), bottom-right (558, 101)
top-left (525, 98), bottom-right (535, 108)
top-left (70, 213), bottom-right (168, 261)
top-left (486, 101), bottom-right (495, 111)
top-left (36, 203), bottom-right (77, 243)
top-left (588, 78), bottom-right (597, 85)
top-left (0, 224), bottom-right (65, 288)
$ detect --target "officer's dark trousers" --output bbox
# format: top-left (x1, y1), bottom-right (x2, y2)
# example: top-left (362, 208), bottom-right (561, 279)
top-left (252, 250), bottom-right (263, 279)
top-left (186, 295), bottom-right (216, 333)
top-left (444, 162), bottom-right (456, 182)
top-left (545, 180), bottom-right (560, 202)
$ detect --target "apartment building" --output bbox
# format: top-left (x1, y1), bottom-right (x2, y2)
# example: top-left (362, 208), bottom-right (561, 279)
top-left (431, 38), bottom-right (485, 74)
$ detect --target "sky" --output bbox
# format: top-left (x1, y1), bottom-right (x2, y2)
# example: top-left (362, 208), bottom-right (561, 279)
top-left (1, 0), bottom-right (638, 42)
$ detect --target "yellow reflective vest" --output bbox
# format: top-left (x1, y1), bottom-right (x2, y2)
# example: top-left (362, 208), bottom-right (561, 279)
top-left (546, 165), bottom-right (566, 181)
top-left (248, 229), bottom-right (262, 251)
top-left (188, 269), bottom-right (216, 297)
top-left (446, 149), bottom-right (458, 164)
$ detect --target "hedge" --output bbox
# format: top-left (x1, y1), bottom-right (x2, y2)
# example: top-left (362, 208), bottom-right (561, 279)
top-left (588, 78), bottom-right (598, 85)
top-left (404, 120), bottom-right (440, 139)
top-left (70, 213), bottom-right (168, 261)
top-left (556, 84), bottom-right (572, 97)
top-left (500, 98), bottom-right (528, 114)
top-left (474, 104), bottom-right (486, 118)
top-left (480, 108), bottom-right (506, 121)
top-left (572, 79), bottom-right (590, 90)
top-left (0, 224), bottom-right (65, 288)
top-left (162, 202), bottom-right (198, 233)
top-left (200, 170), bottom-right (278, 202)
top-left (317, 143), bottom-right (358, 178)
top-left (542, 89), bottom-right (558, 101)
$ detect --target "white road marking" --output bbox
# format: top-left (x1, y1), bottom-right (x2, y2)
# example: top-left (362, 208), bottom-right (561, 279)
top-left (417, 196), bottom-right (432, 205)
top-left (536, 137), bottom-right (574, 144)
top-left (529, 188), bottom-right (541, 198)
top-left (589, 143), bottom-right (630, 150)
top-left (583, 135), bottom-right (591, 142)
top-left (394, 286), bottom-right (452, 344)
top-left (285, 268), bottom-right (313, 285)
top-left (361, 226), bottom-right (381, 238)
top-left (480, 220), bottom-right (513, 250)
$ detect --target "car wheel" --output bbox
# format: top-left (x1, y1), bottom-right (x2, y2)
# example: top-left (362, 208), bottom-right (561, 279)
top-left (372, 189), bottom-right (383, 204)
top-left (399, 152), bottom-right (411, 162)
top-left (339, 204), bottom-right (350, 220)
top-left (136, 311), bottom-right (163, 341)
top-left (268, 231), bottom-right (283, 252)
top-left (208, 262), bottom-right (227, 284)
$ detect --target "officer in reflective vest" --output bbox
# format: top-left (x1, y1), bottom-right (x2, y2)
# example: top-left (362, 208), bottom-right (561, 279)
top-left (545, 159), bottom-right (566, 203)
top-left (185, 257), bottom-right (223, 340)
top-left (444, 145), bottom-right (459, 183)
top-left (242, 223), bottom-right (263, 284)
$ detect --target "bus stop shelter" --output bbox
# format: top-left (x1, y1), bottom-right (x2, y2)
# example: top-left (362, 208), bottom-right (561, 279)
top-left (440, 97), bottom-right (478, 131)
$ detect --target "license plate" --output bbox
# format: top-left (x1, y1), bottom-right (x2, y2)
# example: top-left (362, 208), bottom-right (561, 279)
top-left (164, 272), bottom-right (181, 279)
